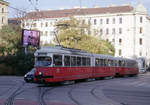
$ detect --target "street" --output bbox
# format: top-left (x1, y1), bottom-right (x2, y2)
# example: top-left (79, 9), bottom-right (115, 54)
top-left (0, 73), bottom-right (150, 105)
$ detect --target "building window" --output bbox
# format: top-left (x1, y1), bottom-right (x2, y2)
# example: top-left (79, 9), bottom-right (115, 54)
top-left (41, 22), bottom-right (43, 27)
top-left (112, 39), bottom-right (115, 42)
top-left (50, 22), bottom-right (52, 25)
top-left (100, 19), bottom-right (103, 24)
top-left (33, 23), bottom-right (36, 27)
top-left (139, 27), bottom-right (143, 34)
top-left (140, 17), bottom-right (143, 23)
top-left (106, 18), bottom-right (109, 24)
top-left (2, 8), bottom-right (4, 13)
top-left (100, 29), bottom-right (103, 35)
top-left (94, 19), bottom-right (97, 25)
top-left (112, 28), bottom-right (116, 34)
top-left (45, 22), bottom-right (48, 27)
top-left (45, 31), bottom-right (48, 36)
top-left (40, 41), bottom-right (43, 45)
top-left (119, 17), bottom-right (122, 24)
top-left (139, 38), bottom-right (142, 45)
top-left (82, 20), bottom-right (85, 24)
top-left (106, 28), bottom-right (109, 34)
top-left (88, 19), bottom-right (91, 25)
top-left (139, 51), bottom-right (142, 56)
top-left (40, 31), bottom-right (43, 36)
top-left (2, 17), bottom-right (4, 24)
top-left (119, 38), bottom-right (122, 45)
top-left (26, 23), bottom-right (29, 26)
top-left (119, 28), bottom-right (122, 34)
top-left (22, 23), bottom-right (25, 27)
top-left (119, 49), bottom-right (122, 56)
top-left (113, 18), bottom-right (115, 24)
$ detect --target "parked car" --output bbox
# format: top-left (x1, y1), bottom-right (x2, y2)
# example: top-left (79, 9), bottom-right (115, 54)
top-left (24, 68), bottom-right (35, 82)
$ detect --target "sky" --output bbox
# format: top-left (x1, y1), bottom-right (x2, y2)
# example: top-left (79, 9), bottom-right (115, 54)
top-left (5, 0), bottom-right (150, 18)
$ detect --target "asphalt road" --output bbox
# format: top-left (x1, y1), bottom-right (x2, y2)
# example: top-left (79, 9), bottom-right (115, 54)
top-left (0, 73), bottom-right (150, 105)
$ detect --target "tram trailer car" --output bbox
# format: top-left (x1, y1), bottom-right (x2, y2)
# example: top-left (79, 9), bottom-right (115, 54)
top-left (34, 46), bottom-right (138, 83)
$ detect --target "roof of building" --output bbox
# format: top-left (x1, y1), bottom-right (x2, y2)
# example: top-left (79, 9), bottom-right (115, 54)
top-left (0, 0), bottom-right (9, 6)
top-left (24, 5), bottom-right (134, 20)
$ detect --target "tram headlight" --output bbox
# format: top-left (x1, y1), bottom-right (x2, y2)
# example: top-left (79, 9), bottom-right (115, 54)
top-left (39, 72), bottom-right (42, 75)
top-left (24, 74), bottom-right (27, 77)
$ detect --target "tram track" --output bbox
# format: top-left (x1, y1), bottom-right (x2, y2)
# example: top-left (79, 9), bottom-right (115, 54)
top-left (3, 81), bottom-right (38, 105)
top-left (4, 81), bottom-right (25, 105)
top-left (0, 83), bottom-right (16, 97)
top-left (66, 79), bottom-right (111, 105)
top-left (68, 85), bottom-right (83, 105)
top-left (38, 85), bottom-right (56, 105)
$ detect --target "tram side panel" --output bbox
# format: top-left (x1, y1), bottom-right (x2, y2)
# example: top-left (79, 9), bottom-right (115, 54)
top-left (92, 58), bottom-right (115, 78)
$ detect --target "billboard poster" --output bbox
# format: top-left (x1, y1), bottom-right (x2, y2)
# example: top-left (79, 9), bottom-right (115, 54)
top-left (22, 29), bottom-right (40, 47)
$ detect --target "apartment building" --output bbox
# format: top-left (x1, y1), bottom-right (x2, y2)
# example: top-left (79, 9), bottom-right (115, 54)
top-left (22, 3), bottom-right (150, 70)
top-left (0, 0), bottom-right (8, 29)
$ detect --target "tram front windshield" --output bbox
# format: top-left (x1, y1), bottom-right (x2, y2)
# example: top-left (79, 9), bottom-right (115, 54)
top-left (35, 56), bottom-right (52, 67)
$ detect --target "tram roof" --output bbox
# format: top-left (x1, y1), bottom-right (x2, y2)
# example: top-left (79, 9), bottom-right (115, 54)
top-left (35, 46), bottom-right (92, 56)
top-left (92, 54), bottom-right (114, 59)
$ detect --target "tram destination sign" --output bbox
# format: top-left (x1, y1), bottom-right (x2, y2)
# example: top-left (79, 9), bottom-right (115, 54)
top-left (22, 29), bottom-right (40, 47)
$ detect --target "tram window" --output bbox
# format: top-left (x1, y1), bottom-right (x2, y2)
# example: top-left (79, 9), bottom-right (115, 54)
top-left (87, 58), bottom-right (91, 66)
top-left (108, 60), bottom-right (113, 66)
top-left (100, 59), bottom-right (104, 66)
top-left (122, 61), bottom-right (125, 67)
top-left (111, 60), bottom-right (114, 66)
top-left (82, 57), bottom-right (86, 66)
top-left (71, 56), bottom-right (76, 66)
top-left (77, 57), bottom-right (81, 66)
top-left (64, 56), bottom-right (70, 66)
top-left (35, 57), bottom-right (52, 67)
top-left (53, 55), bottom-right (62, 66)
top-left (108, 60), bottom-right (111, 66)
top-left (104, 59), bottom-right (108, 66)
top-left (95, 58), bottom-right (99, 66)
top-left (115, 61), bottom-right (118, 66)
top-left (118, 60), bottom-right (122, 67)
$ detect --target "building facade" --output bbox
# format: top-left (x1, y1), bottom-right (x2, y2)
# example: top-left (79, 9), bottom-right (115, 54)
top-left (0, 0), bottom-right (8, 29)
top-left (22, 3), bottom-right (150, 70)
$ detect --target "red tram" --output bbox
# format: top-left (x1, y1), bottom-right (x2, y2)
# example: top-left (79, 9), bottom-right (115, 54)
top-left (34, 46), bottom-right (138, 83)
